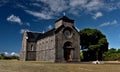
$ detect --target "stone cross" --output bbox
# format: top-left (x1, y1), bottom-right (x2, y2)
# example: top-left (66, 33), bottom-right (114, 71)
top-left (63, 12), bottom-right (66, 16)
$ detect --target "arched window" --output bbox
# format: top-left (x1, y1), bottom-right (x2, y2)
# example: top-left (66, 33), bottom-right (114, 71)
top-left (31, 44), bottom-right (34, 51)
top-left (63, 41), bottom-right (72, 48)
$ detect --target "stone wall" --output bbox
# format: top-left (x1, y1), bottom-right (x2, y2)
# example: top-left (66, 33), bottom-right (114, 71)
top-left (55, 30), bottom-right (64, 62)
top-left (20, 31), bottom-right (27, 61)
top-left (19, 51), bottom-right (26, 60)
top-left (36, 35), bottom-right (56, 62)
top-left (26, 42), bottom-right (36, 60)
top-left (20, 31), bottom-right (37, 61)
top-left (55, 20), bottom-right (63, 29)
top-left (55, 25), bottom-right (80, 62)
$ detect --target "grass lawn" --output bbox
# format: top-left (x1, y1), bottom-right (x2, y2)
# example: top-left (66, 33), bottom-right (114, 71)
top-left (0, 60), bottom-right (120, 72)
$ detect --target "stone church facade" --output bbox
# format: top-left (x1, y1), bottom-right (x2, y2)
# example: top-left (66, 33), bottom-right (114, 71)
top-left (20, 16), bottom-right (80, 62)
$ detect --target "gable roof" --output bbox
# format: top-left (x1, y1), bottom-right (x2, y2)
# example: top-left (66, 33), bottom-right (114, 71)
top-left (26, 28), bottom-right (55, 42)
top-left (37, 28), bottom-right (55, 40)
top-left (26, 32), bottom-right (42, 42)
top-left (55, 16), bottom-right (74, 23)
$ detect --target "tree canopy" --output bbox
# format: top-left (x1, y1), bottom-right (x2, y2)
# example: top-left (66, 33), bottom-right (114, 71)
top-left (79, 28), bottom-right (108, 61)
top-left (103, 48), bottom-right (120, 61)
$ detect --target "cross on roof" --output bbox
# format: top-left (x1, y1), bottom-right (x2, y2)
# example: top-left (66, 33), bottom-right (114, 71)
top-left (63, 12), bottom-right (66, 16)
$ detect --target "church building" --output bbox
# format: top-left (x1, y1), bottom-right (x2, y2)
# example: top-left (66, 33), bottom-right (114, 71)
top-left (20, 16), bottom-right (80, 62)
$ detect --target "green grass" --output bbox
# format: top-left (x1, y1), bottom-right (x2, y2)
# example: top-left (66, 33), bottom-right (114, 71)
top-left (0, 60), bottom-right (120, 72)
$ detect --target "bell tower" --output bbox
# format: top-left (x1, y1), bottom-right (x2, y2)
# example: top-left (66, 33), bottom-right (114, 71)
top-left (55, 16), bottom-right (80, 62)
top-left (55, 16), bottom-right (74, 29)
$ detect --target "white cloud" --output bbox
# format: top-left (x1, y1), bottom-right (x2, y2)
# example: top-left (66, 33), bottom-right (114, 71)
top-left (85, 0), bottom-right (104, 11)
top-left (23, 0), bottom-right (105, 19)
top-left (99, 22), bottom-right (110, 27)
top-left (117, 2), bottom-right (120, 8)
top-left (48, 25), bottom-right (53, 30)
top-left (111, 20), bottom-right (118, 25)
top-left (10, 52), bottom-right (19, 56)
top-left (69, 0), bottom-right (87, 7)
top-left (105, 3), bottom-right (117, 11)
top-left (1, 0), bottom-right (119, 20)
top-left (17, 4), bottom-right (27, 9)
top-left (17, 0), bottom-right (120, 19)
top-left (40, 0), bottom-right (67, 12)
top-left (0, 0), bottom-right (9, 7)
top-left (103, 1), bottom-right (120, 11)
top-left (4, 52), bottom-right (9, 56)
top-left (1, 52), bottom-right (19, 56)
top-left (32, 3), bottom-right (42, 7)
top-left (7, 14), bottom-right (22, 25)
top-left (93, 12), bottom-right (103, 19)
top-left (25, 10), bottom-right (52, 19)
top-left (99, 20), bottom-right (118, 27)
top-left (20, 29), bottom-right (29, 34)
top-left (69, 0), bottom-right (104, 14)
top-left (26, 22), bottom-right (30, 26)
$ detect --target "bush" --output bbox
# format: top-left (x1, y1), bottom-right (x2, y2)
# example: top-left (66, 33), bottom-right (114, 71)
top-left (103, 48), bottom-right (120, 61)
top-left (0, 54), bottom-right (19, 60)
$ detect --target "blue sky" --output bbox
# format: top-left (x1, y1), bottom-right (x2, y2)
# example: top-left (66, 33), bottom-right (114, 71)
top-left (0, 0), bottom-right (120, 55)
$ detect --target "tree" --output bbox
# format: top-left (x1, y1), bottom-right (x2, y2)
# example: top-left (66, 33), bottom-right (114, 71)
top-left (79, 28), bottom-right (108, 61)
top-left (117, 49), bottom-right (120, 53)
top-left (103, 48), bottom-right (120, 61)
top-left (0, 53), bottom-right (19, 60)
top-left (0, 53), bottom-right (5, 59)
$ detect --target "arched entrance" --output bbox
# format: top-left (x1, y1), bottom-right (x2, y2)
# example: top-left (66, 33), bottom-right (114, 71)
top-left (63, 42), bottom-right (74, 61)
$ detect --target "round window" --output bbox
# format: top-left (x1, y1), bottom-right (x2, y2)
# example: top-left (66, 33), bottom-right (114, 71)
top-left (64, 29), bottom-right (72, 38)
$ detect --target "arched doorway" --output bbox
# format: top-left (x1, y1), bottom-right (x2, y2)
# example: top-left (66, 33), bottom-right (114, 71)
top-left (63, 42), bottom-right (74, 61)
